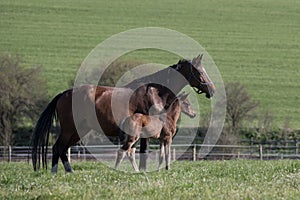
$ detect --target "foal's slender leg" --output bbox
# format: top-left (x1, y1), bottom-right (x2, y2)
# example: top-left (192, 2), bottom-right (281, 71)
top-left (165, 140), bottom-right (172, 170)
top-left (115, 135), bottom-right (139, 172)
top-left (139, 138), bottom-right (149, 171)
top-left (158, 141), bottom-right (165, 171)
top-left (115, 149), bottom-right (127, 170)
top-left (127, 139), bottom-right (140, 172)
top-left (127, 148), bottom-right (139, 172)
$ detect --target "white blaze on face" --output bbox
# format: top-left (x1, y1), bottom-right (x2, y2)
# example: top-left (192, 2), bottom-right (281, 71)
top-left (201, 66), bottom-right (212, 82)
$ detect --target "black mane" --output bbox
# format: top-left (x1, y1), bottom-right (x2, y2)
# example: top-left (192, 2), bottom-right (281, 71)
top-left (169, 59), bottom-right (191, 70)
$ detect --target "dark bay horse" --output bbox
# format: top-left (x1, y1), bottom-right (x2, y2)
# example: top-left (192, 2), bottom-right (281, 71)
top-left (31, 55), bottom-right (215, 172)
top-left (115, 92), bottom-right (196, 171)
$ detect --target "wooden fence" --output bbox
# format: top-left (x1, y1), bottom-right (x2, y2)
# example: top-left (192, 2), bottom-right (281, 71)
top-left (1, 142), bottom-right (299, 162)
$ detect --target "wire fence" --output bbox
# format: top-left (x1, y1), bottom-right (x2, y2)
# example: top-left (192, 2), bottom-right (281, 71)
top-left (1, 141), bottom-right (299, 163)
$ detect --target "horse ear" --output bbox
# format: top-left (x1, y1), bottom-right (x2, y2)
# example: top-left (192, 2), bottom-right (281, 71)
top-left (179, 92), bottom-right (189, 101)
top-left (197, 54), bottom-right (203, 64)
top-left (199, 54), bottom-right (203, 61)
top-left (192, 54), bottom-right (203, 67)
top-left (191, 57), bottom-right (197, 66)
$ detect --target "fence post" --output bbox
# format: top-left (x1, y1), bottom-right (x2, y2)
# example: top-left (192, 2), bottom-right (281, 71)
top-left (297, 141), bottom-right (299, 155)
top-left (295, 140), bottom-right (299, 155)
top-left (193, 144), bottom-right (196, 161)
top-left (8, 146), bottom-right (12, 162)
top-left (173, 148), bottom-right (176, 161)
top-left (259, 144), bottom-right (263, 160)
top-left (68, 147), bottom-right (71, 163)
top-left (250, 137), bottom-right (254, 156)
top-left (78, 150), bottom-right (81, 160)
top-left (83, 147), bottom-right (86, 161)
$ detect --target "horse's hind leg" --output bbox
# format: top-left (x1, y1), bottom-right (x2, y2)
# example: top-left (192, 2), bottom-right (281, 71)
top-left (51, 131), bottom-right (78, 173)
top-left (51, 135), bottom-right (63, 173)
top-left (60, 133), bottom-right (80, 173)
top-left (60, 150), bottom-right (73, 173)
top-left (51, 153), bottom-right (59, 173)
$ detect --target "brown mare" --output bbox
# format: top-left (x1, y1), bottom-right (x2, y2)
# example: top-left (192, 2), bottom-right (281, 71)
top-left (31, 54), bottom-right (215, 173)
top-left (115, 92), bottom-right (196, 171)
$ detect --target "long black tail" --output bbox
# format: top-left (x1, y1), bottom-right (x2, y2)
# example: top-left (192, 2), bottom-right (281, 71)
top-left (31, 92), bottom-right (64, 171)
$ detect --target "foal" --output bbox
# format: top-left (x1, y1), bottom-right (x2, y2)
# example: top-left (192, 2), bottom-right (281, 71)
top-left (115, 92), bottom-right (196, 171)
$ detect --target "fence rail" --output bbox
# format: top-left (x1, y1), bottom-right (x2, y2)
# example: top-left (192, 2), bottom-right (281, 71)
top-left (1, 143), bottom-right (299, 163)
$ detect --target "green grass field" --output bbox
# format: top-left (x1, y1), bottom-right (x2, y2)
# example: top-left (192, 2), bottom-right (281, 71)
top-left (0, 0), bottom-right (299, 127)
top-left (0, 160), bottom-right (299, 199)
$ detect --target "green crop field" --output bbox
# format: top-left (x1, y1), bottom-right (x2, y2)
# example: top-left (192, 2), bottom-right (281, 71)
top-left (0, 0), bottom-right (299, 127)
top-left (0, 160), bottom-right (299, 199)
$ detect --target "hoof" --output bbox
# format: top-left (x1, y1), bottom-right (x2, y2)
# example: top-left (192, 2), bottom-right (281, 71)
top-left (63, 161), bottom-right (74, 173)
top-left (51, 164), bottom-right (58, 174)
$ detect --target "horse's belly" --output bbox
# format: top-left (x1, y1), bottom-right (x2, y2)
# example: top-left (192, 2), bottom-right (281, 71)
top-left (140, 117), bottom-right (163, 138)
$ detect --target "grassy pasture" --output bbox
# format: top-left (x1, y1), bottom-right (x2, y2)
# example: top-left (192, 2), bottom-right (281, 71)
top-left (0, 160), bottom-right (299, 199)
top-left (0, 0), bottom-right (299, 127)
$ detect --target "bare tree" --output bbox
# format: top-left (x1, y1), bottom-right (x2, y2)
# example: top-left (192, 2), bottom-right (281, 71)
top-left (225, 82), bottom-right (258, 136)
top-left (0, 54), bottom-right (47, 146)
top-left (211, 82), bottom-right (258, 149)
top-left (255, 110), bottom-right (275, 141)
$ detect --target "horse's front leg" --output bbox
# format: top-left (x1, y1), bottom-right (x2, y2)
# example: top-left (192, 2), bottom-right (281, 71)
top-left (158, 141), bottom-right (165, 171)
top-left (127, 147), bottom-right (139, 172)
top-left (115, 135), bottom-right (139, 171)
top-left (139, 138), bottom-right (149, 171)
top-left (115, 148), bottom-right (127, 170)
top-left (165, 139), bottom-right (172, 170)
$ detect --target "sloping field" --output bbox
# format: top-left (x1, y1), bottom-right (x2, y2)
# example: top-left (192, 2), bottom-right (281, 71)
top-left (0, 0), bottom-right (299, 127)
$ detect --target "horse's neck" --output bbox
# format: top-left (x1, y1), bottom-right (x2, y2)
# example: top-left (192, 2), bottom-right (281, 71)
top-left (154, 68), bottom-right (187, 94)
top-left (166, 100), bottom-right (181, 123)
top-left (126, 67), bottom-right (187, 94)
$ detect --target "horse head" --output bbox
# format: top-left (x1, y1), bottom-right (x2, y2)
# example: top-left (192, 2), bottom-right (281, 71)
top-left (175, 55), bottom-right (215, 98)
top-left (177, 92), bottom-right (196, 118)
